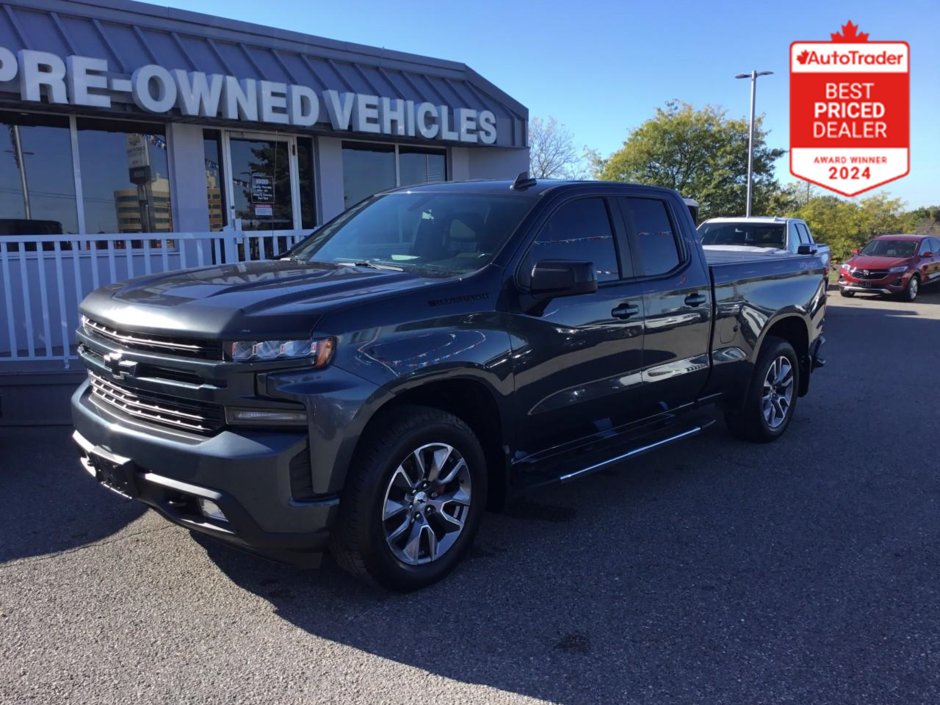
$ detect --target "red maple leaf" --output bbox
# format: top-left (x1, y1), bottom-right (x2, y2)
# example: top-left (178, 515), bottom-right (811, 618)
top-left (796, 49), bottom-right (810, 64)
top-left (831, 20), bottom-right (869, 42)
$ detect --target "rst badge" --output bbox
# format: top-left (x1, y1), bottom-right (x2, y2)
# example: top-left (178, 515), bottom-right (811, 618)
top-left (790, 22), bottom-right (909, 197)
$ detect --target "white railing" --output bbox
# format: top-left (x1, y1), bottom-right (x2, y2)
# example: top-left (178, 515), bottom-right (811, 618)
top-left (0, 229), bottom-right (306, 367)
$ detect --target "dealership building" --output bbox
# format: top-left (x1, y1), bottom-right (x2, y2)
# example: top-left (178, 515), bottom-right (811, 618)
top-left (0, 0), bottom-right (529, 424)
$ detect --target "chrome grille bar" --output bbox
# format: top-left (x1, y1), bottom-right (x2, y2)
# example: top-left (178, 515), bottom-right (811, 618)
top-left (89, 372), bottom-right (222, 434)
top-left (83, 318), bottom-right (221, 359)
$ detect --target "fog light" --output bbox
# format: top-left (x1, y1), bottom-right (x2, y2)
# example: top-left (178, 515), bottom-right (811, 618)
top-left (199, 498), bottom-right (227, 523)
top-left (226, 408), bottom-right (308, 425)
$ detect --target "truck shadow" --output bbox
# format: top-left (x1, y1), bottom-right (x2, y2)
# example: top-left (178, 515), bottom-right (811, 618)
top-left (0, 427), bottom-right (146, 563)
top-left (194, 445), bottom-right (723, 704)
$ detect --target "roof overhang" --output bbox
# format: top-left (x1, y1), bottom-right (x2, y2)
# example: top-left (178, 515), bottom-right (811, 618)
top-left (0, 0), bottom-right (528, 148)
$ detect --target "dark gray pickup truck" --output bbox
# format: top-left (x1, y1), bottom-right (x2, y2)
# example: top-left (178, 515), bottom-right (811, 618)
top-left (73, 177), bottom-right (827, 590)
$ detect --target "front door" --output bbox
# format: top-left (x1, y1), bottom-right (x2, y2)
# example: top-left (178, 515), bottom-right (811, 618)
top-left (510, 196), bottom-right (652, 471)
top-left (222, 131), bottom-right (301, 259)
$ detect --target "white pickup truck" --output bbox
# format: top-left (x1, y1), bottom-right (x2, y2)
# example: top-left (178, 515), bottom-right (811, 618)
top-left (697, 217), bottom-right (831, 272)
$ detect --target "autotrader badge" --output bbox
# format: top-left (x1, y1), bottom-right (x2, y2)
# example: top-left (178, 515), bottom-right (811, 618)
top-left (790, 21), bottom-right (909, 197)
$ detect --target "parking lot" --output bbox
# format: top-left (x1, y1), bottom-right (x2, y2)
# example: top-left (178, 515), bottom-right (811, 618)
top-left (2, 289), bottom-right (939, 705)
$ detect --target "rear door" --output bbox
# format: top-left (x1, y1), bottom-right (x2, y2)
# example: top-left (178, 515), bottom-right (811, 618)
top-left (921, 237), bottom-right (940, 283)
top-left (509, 195), bottom-right (652, 463)
top-left (615, 195), bottom-right (712, 412)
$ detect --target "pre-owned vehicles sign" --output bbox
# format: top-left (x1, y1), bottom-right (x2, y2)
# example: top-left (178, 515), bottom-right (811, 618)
top-left (790, 22), bottom-right (909, 197)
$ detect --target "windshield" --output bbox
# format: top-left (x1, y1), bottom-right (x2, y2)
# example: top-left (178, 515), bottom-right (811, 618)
top-left (699, 222), bottom-right (786, 249)
top-left (859, 239), bottom-right (917, 258)
top-left (288, 192), bottom-right (536, 276)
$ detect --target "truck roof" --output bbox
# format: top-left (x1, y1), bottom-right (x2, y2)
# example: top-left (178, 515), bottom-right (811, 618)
top-left (701, 216), bottom-right (796, 224)
top-left (387, 178), bottom-right (682, 199)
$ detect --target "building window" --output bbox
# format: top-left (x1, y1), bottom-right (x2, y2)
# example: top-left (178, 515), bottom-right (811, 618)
top-left (203, 130), bottom-right (227, 231)
top-left (342, 143), bottom-right (396, 209)
top-left (342, 142), bottom-right (447, 209)
top-left (77, 118), bottom-right (172, 235)
top-left (0, 112), bottom-right (78, 235)
top-left (399, 147), bottom-right (446, 187)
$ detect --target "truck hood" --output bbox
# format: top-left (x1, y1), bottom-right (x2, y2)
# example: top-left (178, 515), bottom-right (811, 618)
top-left (80, 260), bottom-right (435, 338)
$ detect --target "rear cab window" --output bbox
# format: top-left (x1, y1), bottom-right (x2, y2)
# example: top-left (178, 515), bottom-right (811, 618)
top-left (618, 197), bottom-right (682, 277)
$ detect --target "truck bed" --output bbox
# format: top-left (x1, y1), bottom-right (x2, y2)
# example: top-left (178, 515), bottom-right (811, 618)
top-left (705, 248), bottom-right (827, 288)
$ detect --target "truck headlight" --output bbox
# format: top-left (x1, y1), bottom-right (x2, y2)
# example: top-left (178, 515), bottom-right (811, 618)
top-left (888, 265), bottom-right (909, 273)
top-left (226, 336), bottom-right (335, 365)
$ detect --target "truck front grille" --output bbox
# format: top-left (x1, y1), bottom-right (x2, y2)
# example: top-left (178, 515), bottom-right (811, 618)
top-left (89, 372), bottom-right (224, 435)
top-left (83, 317), bottom-right (223, 360)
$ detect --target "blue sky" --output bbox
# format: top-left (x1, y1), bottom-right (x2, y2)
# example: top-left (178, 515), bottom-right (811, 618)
top-left (163, 0), bottom-right (939, 208)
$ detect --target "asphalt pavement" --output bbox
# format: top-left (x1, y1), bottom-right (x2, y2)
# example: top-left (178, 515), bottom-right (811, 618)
top-left (2, 289), bottom-right (939, 705)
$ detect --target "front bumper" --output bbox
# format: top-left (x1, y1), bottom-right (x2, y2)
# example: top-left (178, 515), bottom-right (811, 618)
top-left (838, 272), bottom-right (910, 295)
top-left (72, 382), bottom-right (338, 563)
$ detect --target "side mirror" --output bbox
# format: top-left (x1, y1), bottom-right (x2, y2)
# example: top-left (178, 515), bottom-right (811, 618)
top-left (529, 260), bottom-right (597, 298)
top-left (852, 248), bottom-right (861, 255)
top-left (797, 244), bottom-right (818, 255)
top-left (922, 251), bottom-right (934, 258)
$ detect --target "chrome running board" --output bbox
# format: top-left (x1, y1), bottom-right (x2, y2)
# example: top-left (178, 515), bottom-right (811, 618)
top-left (558, 426), bottom-right (704, 483)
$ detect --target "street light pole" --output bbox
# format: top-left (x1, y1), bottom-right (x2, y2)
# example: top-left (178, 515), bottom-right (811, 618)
top-left (735, 70), bottom-right (773, 217)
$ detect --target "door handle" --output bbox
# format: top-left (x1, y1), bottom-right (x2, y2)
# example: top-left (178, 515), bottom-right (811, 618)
top-left (684, 293), bottom-right (707, 307)
top-left (611, 303), bottom-right (639, 319)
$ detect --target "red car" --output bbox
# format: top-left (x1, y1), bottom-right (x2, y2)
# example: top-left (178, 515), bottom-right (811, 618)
top-left (838, 234), bottom-right (940, 301)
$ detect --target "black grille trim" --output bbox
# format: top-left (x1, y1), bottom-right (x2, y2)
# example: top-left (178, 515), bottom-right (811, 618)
top-left (89, 372), bottom-right (224, 435)
top-left (851, 269), bottom-right (889, 280)
top-left (83, 318), bottom-right (222, 360)
top-left (289, 447), bottom-right (315, 501)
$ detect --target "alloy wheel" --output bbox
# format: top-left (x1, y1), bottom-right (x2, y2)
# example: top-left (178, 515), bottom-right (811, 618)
top-left (381, 443), bottom-right (472, 566)
top-left (761, 356), bottom-right (794, 430)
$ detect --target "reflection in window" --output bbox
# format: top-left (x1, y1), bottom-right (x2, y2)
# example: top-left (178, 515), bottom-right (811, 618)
top-left (526, 198), bottom-right (620, 282)
top-left (0, 112), bottom-right (78, 235)
top-left (77, 118), bottom-right (172, 235)
top-left (342, 143), bottom-right (395, 208)
top-left (203, 130), bottom-right (226, 231)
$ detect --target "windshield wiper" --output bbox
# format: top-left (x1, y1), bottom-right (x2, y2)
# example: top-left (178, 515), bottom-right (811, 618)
top-left (336, 260), bottom-right (404, 272)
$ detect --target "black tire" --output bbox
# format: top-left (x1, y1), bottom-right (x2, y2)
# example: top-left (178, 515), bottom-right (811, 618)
top-left (725, 337), bottom-right (800, 443)
top-left (903, 274), bottom-right (920, 302)
top-left (330, 405), bottom-right (487, 591)
top-left (840, 288), bottom-right (855, 298)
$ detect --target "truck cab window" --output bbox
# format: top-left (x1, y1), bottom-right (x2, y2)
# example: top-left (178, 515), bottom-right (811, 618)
top-left (524, 198), bottom-right (620, 282)
top-left (620, 198), bottom-right (681, 276)
top-left (795, 222), bottom-right (812, 246)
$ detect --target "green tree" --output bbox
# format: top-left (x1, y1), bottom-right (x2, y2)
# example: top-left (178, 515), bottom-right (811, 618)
top-left (598, 101), bottom-right (786, 220)
top-left (906, 205), bottom-right (940, 234)
top-left (791, 193), bottom-right (916, 261)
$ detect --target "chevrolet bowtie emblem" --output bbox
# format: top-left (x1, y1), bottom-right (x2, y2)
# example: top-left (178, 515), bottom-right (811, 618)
top-left (103, 351), bottom-right (137, 378)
